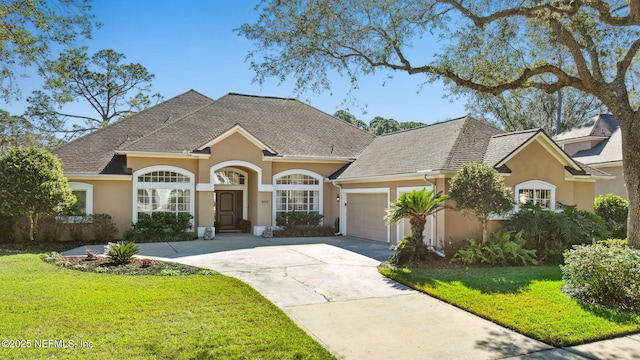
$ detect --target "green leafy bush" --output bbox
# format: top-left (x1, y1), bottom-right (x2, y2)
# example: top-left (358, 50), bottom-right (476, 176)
top-left (562, 240), bottom-right (640, 312)
top-left (104, 241), bottom-right (139, 265)
top-left (594, 194), bottom-right (628, 239)
top-left (124, 212), bottom-right (194, 242)
top-left (276, 212), bottom-right (324, 228)
top-left (0, 214), bottom-right (16, 243)
top-left (273, 212), bottom-right (335, 237)
top-left (506, 203), bottom-right (610, 262)
top-left (91, 213), bottom-right (118, 242)
top-left (388, 235), bottom-right (429, 265)
top-left (452, 230), bottom-right (538, 266)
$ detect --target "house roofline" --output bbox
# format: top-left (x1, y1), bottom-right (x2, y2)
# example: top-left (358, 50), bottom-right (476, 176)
top-left (263, 155), bottom-right (353, 164)
top-left (65, 173), bottom-right (133, 181)
top-left (332, 170), bottom-right (455, 183)
top-left (115, 150), bottom-right (210, 159)
top-left (554, 135), bottom-right (609, 145)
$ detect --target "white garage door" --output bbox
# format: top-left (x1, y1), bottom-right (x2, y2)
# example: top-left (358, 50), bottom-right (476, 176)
top-left (346, 193), bottom-right (388, 242)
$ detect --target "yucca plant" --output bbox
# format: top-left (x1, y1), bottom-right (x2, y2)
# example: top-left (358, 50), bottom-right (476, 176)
top-left (104, 241), bottom-right (139, 265)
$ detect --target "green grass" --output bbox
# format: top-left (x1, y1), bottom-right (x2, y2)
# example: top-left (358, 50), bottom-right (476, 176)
top-left (0, 253), bottom-right (335, 359)
top-left (380, 265), bottom-right (640, 347)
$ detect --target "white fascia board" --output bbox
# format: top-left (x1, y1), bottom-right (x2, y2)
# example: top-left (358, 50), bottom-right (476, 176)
top-left (554, 136), bottom-right (608, 145)
top-left (115, 150), bottom-right (208, 159)
top-left (262, 155), bottom-right (353, 164)
top-left (65, 173), bottom-right (132, 181)
top-left (589, 161), bottom-right (623, 168)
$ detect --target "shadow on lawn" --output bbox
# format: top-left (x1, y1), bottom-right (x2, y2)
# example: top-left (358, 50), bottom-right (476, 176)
top-left (0, 242), bottom-right (81, 256)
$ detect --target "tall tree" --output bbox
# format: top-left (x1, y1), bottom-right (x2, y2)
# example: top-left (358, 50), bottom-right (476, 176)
top-left (238, 0), bottom-right (640, 248)
top-left (0, 147), bottom-right (75, 241)
top-left (369, 116), bottom-right (401, 135)
top-left (24, 47), bottom-right (162, 141)
top-left (0, 0), bottom-right (96, 101)
top-left (333, 110), bottom-right (369, 130)
top-left (462, 87), bottom-right (606, 134)
top-left (0, 110), bottom-right (60, 154)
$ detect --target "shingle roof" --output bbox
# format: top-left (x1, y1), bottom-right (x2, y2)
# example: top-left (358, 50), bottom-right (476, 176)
top-left (122, 93), bottom-right (375, 158)
top-left (54, 90), bottom-right (215, 173)
top-left (483, 129), bottom-right (540, 166)
top-left (54, 91), bottom-right (375, 173)
top-left (572, 127), bottom-right (623, 165)
top-left (334, 117), bottom-right (503, 180)
top-left (555, 114), bottom-right (618, 141)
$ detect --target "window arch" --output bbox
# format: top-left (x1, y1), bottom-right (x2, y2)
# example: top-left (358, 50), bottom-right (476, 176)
top-left (515, 180), bottom-right (556, 210)
top-left (214, 169), bottom-right (245, 185)
top-left (272, 170), bottom-right (323, 224)
top-left (132, 166), bottom-right (195, 223)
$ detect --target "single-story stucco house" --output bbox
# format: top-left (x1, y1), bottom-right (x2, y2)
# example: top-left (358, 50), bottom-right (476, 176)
top-left (54, 90), bottom-right (611, 247)
top-left (555, 114), bottom-right (626, 199)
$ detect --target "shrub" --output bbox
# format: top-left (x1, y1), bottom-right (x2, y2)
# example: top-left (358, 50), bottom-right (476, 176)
top-left (273, 212), bottom-right (335, 237)
top-left (561, 240), bottom-right (640, 312)
top-left (91, 213), bottom-right (118, 242)
top-left (239, 219), bottom-right (252, 233)
top-left (0, 214), bottom-right (16, 243)
top-left (388, 235), bottom-right (429, 265)
top-left (594, 194), bottom-right (628, 239)
top-left (506, 203), bottom-right (610, 262)
top-left (276, 212), bottom-right (324, 228)
top-left (124, 212), bottom-right (194, 243)
top-left (452, 230), bottom-right (538, 266)
top-left (104, 241), bottom-right (139, 265)
top-left (273, 226), bottom-right (336, 237)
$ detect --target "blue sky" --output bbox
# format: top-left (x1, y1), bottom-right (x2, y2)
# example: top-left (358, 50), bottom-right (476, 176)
top-left (4, 0), bottom-right (467, 125)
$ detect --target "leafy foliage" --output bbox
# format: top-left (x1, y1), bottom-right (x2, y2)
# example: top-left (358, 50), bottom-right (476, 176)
top-left (452, 230), bottom-right (538, 266)
top-left (0, 0), bottom-right (96, 101)
top-left (124, 213), bottom-right (194, 243)
top-left (506, 203), bottom-right (610, 262)
top-left (237, 0), bottom-right (640, 249)
top-left (562, 240), bottom-right (640, 312)
top-left (104, 241), bottom-right (139, 265)
top-left (274, 212), bottom-right (335, 237)
top-left (594, 193), bottom-right (628, 239)
top-left (448, 161), bottom-right (514, 243)
top-left (0, 147), bottom-right (75, 241)
top-left (385, 188), bottom-right (448, 265)
top-left (25, 47), bottom-right (162, 141)
top-left (333, 110), bottom-right (424, 135)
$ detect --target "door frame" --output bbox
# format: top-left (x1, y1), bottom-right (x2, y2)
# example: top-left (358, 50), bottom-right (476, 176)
top-left (213, 167), bottom-right (248, 227)
top-left (215, 190), bottom-right (243, 231)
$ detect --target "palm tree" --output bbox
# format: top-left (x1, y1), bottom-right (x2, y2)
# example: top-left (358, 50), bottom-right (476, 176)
top-left (385, 188), bottom-right (448, 264)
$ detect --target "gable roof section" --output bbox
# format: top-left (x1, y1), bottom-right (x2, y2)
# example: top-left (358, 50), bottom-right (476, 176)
top-left (334, 117), bottom-right (503, 180)
top-left (555, 114), bottom-right (618, 142)
top-left (121, 93), bottom-right (375, 159)
top-left (54, 90), bottom-right (215, 173)
top-left (571, 127), bottom-right (623, 166)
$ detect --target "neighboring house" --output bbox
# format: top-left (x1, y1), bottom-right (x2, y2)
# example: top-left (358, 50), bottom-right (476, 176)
top-left (555, 115), bottom-right (626, 199)
top-left (54, 90), bottom-right (610, 247)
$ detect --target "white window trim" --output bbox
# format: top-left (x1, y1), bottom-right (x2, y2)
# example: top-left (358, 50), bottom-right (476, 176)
top-left (514, 180), bottom-right (556, 211)
top-left (68, 182), bottom-right (94, 215)
top-left (272, 169), bottom-right (324, 226)
top-left (396, 186), bottom-right (435, 247)
top-left (132, 165), bottom-right (195, 224)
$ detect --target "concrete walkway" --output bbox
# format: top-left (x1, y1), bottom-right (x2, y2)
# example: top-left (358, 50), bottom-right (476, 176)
top-left (64, 235), bottom-right (640, 360)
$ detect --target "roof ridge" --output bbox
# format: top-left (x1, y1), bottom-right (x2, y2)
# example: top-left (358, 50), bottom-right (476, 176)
top-left (120, 98), bottom-right (218, 150)
top-left (491, 128), bottom-right (541, 138)
top-left (377, 115), bottom-right (469, 138)
top-left (53, 89), bottom-right (215, 151)
top-left (223, 92), bottom-right (297, 101)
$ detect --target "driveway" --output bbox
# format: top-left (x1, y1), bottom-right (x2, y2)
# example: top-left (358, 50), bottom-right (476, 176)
top-left (64, 234), bottom-right (638, 359)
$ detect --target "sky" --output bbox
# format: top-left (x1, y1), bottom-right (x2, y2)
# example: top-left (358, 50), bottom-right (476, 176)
top-left (3, 0), bottom-right (468, 125)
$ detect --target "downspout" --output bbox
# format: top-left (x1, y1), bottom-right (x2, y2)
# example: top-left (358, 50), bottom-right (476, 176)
top-left (424, 175), bottom-right (446, 257)
top-left (331, 181), bottom-right (343, 236)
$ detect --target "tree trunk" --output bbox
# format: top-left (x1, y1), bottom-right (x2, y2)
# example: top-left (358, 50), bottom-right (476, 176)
top-left (481, 219), bottom-right (489, 244)
top-left (28, 212), bottom-right (35, 242)
top-left (615, 110), bottom-right (640, 248)
top-left (409, 215), bottom-right (426, 244)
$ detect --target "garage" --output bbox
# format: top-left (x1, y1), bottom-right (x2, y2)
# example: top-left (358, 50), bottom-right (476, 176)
top-left (345, 192), bottom-right (388, 242)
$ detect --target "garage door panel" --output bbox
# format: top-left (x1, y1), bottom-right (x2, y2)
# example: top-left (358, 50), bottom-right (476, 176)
top-left (346, 193), bottom-right (387, 242)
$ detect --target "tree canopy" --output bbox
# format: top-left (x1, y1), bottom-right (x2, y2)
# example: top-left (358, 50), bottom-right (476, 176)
top-left (239, 0), bottom-right (640, 248)
top-left (0, 147), bottom-right (75, 241)
top-left (0, 0), bottom-right (97, 101)
top-left (333, 110), bottom-right (424, 134)
top-left (24, 47), bottom-right (161, 141)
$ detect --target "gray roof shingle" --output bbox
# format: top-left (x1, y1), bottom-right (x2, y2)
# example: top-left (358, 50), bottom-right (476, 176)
top-left (55, 91), bottom-right (375, 173)
top-left (483, 129), bottom-right (540, 166)
top-left (572, 127), bottom-right (623, 165)
top-left (334, 117), bottom-right (503, 180)
top-left (555, 114), bottom-right (618, 141)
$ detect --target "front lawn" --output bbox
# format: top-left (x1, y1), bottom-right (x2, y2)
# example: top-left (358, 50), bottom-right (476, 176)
top-left (0, 253), bottom-right (335, 359)
top-left (380, 265), bottom-right (640, 347)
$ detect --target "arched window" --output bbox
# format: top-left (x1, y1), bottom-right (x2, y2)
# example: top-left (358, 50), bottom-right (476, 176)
top-left (515, 180), bottom-right (556, 210)
top-left (214, 170), bottom-right (245, 185)
top-left (133, 166), bottom-right (194, 222)
top-left (273, 170), bottom-right (323, 222)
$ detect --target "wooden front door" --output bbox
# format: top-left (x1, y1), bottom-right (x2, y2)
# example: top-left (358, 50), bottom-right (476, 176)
top-left (216, 190), bottom-right (243, 231)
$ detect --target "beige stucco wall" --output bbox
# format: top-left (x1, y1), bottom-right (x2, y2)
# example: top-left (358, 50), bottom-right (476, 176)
top-left (75, 179), bottom-right (132, 238)
top-left (594, 165), bottom-right (627, 199)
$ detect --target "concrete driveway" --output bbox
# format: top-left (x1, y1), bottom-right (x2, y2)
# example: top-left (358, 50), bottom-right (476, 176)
top-left (64, 234), bottom-right (639, 359)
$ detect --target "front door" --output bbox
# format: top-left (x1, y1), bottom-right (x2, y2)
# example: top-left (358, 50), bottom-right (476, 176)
top-left (216, 190), bottom-right (243, 231)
